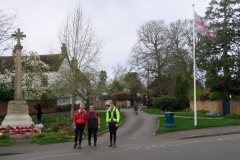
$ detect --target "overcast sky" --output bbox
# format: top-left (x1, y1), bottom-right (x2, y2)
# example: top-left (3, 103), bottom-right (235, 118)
top-left (2, 0), bottom-right (211, 78)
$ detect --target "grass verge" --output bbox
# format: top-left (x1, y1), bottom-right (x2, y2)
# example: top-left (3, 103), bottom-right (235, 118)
top-left (0, 139), bottom-right (12, 147)
top-left (155, 117), bottom-right (240, 135)
top-left (148, 108), bottom-right (209, 118)
top-left (31, 135), bottom-right (70, 145)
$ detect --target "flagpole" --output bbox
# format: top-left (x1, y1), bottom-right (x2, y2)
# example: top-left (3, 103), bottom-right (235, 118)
top-left (192, 4), bottom-right (197, 126)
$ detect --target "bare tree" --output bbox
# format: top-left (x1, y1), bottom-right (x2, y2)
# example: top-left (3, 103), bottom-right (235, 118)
top-left (0, 9), bottom-right (17, 55)
top-left (58, 3), bottom-right (102, 118)
top-left (112, 63), bottom-right (128, 82)
top-left (166, 19), bottom-right (193, 89)
top-left (128, 20), bottom-right (171, 95)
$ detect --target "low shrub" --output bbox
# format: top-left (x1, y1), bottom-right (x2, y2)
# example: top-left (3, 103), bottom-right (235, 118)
top-left (51, 125), bottom-right (60, 133)
top-left (176, 96), bottom-right (190, 110)
top-left (111, 92), bottom-right (131, 102)
top-left (0, 134), bottom-right (9, 140)
top-left (224, 114), bottom-right (240, 119)
top-left (209, 92), bottom-right (228, 101)
top-left (183, 108), bottom-right (193, 113)
top-left (187, 89), bottom-right (204, 100)
top-left (197, 110), bottom-right (209, 114)
top-left (153, 96), bottom-right (178, 111)
top-left (206, 110), bottom-right (221, 117)
top-left (233, 95), bottom-right (240, 100)
top-left (200, 94), bottom-right (209, 100)
top-left (32, 133), bottom-right (47, 139)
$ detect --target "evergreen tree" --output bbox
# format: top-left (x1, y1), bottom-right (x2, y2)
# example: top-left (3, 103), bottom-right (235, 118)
top-left (196, 0), bottom-right (240, 99)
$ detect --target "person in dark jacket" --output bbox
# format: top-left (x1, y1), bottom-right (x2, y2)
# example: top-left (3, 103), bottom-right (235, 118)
top-left (86, 105), bottom-right (100, 149)
top-left (106, 101), bottom-right (120, 148)
top-left (35, 104), bottom-right (42, 124)
top-left (133, 100), bottom-right (139, 115)
top-left (72, 104), bottom-right (87, 149)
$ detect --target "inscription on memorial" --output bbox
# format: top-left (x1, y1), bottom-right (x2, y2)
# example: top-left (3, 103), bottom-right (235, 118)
top-left (8, 102), bottom-right (28, 114)
top-left (10, 104), bottom-right (27, 113)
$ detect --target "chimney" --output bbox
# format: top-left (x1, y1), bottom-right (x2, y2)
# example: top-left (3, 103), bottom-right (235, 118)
top-left (71, 57), bottom-right (78, 69)
top-left (61, 43), bottom-right (67, 54)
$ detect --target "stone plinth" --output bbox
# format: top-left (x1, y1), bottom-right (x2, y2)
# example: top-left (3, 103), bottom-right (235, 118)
top-left (1, 100), bottom-right (34, 127)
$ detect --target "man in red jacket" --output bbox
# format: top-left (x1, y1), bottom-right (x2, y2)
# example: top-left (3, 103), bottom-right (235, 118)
top-left (72, 104), bottom-right (87, 149)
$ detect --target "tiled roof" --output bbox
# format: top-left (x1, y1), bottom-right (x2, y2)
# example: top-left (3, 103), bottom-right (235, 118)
top-left (0, 54), bottom-right (67, 73)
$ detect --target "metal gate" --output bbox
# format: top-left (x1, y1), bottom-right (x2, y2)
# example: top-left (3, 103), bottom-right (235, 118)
top-left (223, 102), bottom-right (230, 116)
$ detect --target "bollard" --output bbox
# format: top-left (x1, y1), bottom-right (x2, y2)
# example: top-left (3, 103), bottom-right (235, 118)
top-left (7, 125), bottom-right (10, 138)
top-left (31, 124), bottom-right (34, 138)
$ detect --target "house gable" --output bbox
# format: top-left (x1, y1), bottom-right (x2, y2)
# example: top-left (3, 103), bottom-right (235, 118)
top-left (0, 53), bottom-right (69, 74)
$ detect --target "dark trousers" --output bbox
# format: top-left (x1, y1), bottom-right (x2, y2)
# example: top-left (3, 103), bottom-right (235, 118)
top-left (75, 123), bottom-right (85, 144)
top-left (37, 114), bottom-right (42, 123)
top-left (109, 122), bottom-right (118, 144)
top-left (88, 127), bottom-right (98, 145)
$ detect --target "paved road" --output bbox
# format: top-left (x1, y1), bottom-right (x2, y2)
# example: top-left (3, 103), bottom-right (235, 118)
top-left (1, 109), bottom-right (240, 160)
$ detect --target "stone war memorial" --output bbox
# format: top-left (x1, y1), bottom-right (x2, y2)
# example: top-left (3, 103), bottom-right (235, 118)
top-left (1, 29), bottom-right (36, 140)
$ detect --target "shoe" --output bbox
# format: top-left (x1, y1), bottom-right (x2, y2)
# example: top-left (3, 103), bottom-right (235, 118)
top-left (73, 143), bottom-right (77, 149)
top-left (113, 144), bottom-right (116, 148)
top-left (108, 143), bottom-right (112, 147)
top-left (94, 144), bottom-right (97, 149)
top-left (88, 142), bottom-right (91, 147)
top-left (78, 145), bottom-right (82, 149)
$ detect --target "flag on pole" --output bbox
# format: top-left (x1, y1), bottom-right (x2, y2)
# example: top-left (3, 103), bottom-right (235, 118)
top-left (194, 11), bottom-right (216, 44)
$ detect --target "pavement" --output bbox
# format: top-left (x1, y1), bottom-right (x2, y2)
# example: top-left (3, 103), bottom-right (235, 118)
top-left (1, 109), bottom-right (240, 156)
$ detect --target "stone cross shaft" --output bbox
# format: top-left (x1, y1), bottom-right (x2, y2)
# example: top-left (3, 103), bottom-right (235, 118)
top-left (11, 28), bottom-right (26, 100)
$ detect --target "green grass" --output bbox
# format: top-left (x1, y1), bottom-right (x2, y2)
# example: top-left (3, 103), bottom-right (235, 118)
top-left (31, 135), bottom-right (70, 145)
top-left (147, 108), bottom-right (209, 117)
top-left (155, 117), bottom-right (240, 134)
top-left (0, 139), bottom-right (12, 147)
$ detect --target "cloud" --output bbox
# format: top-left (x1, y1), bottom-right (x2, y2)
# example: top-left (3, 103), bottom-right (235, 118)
top-left (2, 0), bottom-right (210, 78)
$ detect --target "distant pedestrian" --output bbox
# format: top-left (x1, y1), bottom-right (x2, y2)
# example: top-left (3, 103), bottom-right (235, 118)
top-left (86, 105), bottom-right (100, 149)
top-left (72, 104), bottom-right (87, 149)
top-left (133, 100), bottom-right (139, 115)
top-left (106, 101), bottom-right (120, 148)
top-left (35, 104), bottom-right (42, 124)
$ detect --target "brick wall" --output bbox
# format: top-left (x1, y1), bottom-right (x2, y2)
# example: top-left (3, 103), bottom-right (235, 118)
top-left (190, 100), bottom-right (223, 114)
top-left (230, 101), bottom-right (240, 115)
top-left (0, 101), bottom-right (8, 116)
top-left (0, 100), bottom-right (57, 117)
top-left (90, 101), bottom-right (104, 108)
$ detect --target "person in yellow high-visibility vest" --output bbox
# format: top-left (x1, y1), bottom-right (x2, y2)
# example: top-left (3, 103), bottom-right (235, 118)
top-left (106, 101), bottom-right (120, 148)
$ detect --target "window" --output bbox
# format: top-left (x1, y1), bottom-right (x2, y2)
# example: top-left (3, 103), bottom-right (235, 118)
top-left (41, 76), bottom-right (48, 87)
